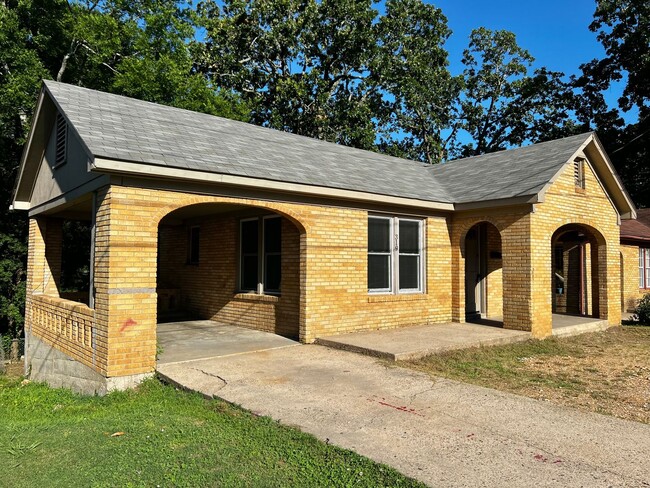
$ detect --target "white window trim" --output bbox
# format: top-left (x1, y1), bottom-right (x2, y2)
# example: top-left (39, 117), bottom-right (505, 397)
top-left (641, 248), bottom-right (650, 290)
top-left (368, 215), bottom-right (425, 295)
top-left (239, 215), bottom-right (282, 295)
top-left (263, 215), bottom-right (282, 294)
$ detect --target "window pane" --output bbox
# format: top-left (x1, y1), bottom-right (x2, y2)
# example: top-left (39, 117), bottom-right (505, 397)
top-left (640, 249), bottom-right (645, 268)
top-left (241, 255), bottom-right (258, 290)
top-left (368, 218), bottom-right (391, 253)
top-left (368, 255), bottom-right (390, 290)
top-left (399, 220), bottom-right (420, 254)
top-left (241, 220), bottom-right (258, 254)
top-left (265, 254), bottom-right (281, 291)
top-left (399, 255), bottom-right (419, 290)
top-left (264, 217), bottom-right (281, 254)
top-left (646, 249), bottom-right (650, 267)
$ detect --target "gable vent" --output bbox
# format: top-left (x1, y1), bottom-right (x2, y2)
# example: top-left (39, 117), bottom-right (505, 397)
top-left (574, 158), bottom-right (585, 189)
top-left (54, 113), bottom-right (68, 168)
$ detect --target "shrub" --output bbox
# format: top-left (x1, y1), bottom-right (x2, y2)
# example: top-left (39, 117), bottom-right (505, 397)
top-left (633, 293), bottom-right (650, 325)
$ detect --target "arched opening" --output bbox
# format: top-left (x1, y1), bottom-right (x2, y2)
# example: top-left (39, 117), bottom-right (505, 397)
top-left (156, 202), bottom-right (304, 362)
top-left (464, 222), bottom-right (503, 325)
top-left (551, 224), bottom-right (605, 322)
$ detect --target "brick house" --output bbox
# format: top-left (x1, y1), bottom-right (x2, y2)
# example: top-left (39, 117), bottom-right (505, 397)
top-left (620, 209), bottom-right (650, 312)
top-left (12, 81), bottom-right (637, 393)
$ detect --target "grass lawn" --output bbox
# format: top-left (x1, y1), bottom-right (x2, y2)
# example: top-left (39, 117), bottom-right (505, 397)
top-left (0, 373), bottom-right (423, 488)
top-left (403, 326), bottom-right (650, 424)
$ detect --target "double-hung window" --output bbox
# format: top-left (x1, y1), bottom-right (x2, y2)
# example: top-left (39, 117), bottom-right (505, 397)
top-left (240, 215), bottom-right (282, 294)
top-left (368, 216), bottom-right (424, 294)
top-left (640, 248), bottom-right (650, 289)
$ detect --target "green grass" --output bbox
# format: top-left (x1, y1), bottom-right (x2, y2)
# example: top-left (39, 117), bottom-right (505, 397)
top-left (0, 376), bottom-right (423, 488)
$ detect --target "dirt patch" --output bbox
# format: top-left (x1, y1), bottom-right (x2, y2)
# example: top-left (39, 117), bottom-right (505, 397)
top-left (404, 326), bottom-right (650, 424)
top-left (2, 361), bottom-right (25, 379)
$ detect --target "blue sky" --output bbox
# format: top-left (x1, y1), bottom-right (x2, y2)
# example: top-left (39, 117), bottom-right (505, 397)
top-left (435, 0), bottom-right (604, 76)
top-left (433, 0), bottom-right (631, 118)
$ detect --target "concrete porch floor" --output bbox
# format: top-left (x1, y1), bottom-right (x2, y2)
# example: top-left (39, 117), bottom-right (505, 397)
top-left (315, 313), bottom-right (615, 361)
top-left (315, 322), bottom-right (530, 361)
top-left (157, 320), bottom-right (298, 365)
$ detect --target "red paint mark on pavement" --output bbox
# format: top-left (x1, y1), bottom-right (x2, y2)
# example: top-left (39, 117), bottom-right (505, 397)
top-left (534, 454), bottom-right (548, 462)
top-left (367, 397), bottom-right (425, 417)
top-left (120, 318), bottom-right (137, 333)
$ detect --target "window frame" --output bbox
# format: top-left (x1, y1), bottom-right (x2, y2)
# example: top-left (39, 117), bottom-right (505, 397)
top-left (368, 215), bottom-right (425, 295)
top-left (239, 215), bottom-right (282, 295)
top-left (640, 248), bottom-right (650, 290)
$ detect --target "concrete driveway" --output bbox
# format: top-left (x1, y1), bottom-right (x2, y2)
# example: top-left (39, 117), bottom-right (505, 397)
top-left (158, 345), bottom-right (650, 487)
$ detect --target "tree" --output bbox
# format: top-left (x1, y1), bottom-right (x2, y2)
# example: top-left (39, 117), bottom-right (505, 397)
top-left (0, 4), bottom-right (48, 338)
top-left (197, 0), bottom-right (380, 149)
top-left (197, 0), bottom-right (461, 158)
top-left (0, 0), bottom-right (248, 337)
top-left (373, 0), bottom-right (461, 163)
top-left (452, 28), bottom-right (577, 158)
top-left (574, 0), bottom-right (649, 207)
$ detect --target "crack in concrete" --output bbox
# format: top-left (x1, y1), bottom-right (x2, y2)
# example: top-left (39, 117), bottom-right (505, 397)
top-left (191, 368), bottom-right (228, 390)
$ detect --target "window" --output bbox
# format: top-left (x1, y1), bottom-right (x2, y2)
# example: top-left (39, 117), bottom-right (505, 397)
top-left (574, 158), bottom-right (585, 189)
top-left (640, 248), bottom-right (650, 289)
top-left (53, 113), bottom-right (68, 168)
top-left (188, 226), bottom-right (200, 264)
top-left (240, 216), bottom-right (282, 293)
top-left (368, 216), bottom-right (424, 294)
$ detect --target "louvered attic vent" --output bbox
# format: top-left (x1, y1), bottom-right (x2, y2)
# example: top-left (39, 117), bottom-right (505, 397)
top-left (53, 112), bottom-right (68, 168)
top-left (573, 158), bottom-right (585, 189)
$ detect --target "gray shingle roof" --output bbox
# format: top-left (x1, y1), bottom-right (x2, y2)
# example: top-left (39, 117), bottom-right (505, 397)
top-left (429, 132), bottom-right (592, 203)
top-left (43, 81), bottom-right (592, 205)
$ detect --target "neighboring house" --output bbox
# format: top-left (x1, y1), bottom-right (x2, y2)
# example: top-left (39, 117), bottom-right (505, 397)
top-left (620, 208), bottom-right (650, 312)
top-left (12, 81), bottom-right (637, 393)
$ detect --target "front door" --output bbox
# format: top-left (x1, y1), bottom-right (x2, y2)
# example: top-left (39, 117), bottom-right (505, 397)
top-left (465, 225), bottom-right (486, 320)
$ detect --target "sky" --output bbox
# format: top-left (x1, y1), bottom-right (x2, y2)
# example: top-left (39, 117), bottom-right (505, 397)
top-left (435, 0), bottom-right (604, 76)
top-left (432, 0), bottom-right (630, 117)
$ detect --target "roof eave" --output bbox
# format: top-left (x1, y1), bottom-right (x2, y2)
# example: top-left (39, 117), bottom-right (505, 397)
top-left (91, 157), bottom-right (456, 212)
top-left (453, 194), bottom-right (540, 211)
top-left (11, 87), bottom-right (47, 210)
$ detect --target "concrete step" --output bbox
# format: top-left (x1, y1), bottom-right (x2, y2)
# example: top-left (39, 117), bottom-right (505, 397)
top-left (551, 319), bottom-right (612, 338)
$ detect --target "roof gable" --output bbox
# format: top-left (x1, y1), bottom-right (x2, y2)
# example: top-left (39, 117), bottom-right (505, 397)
top-left (10, 81), bottom-right (638, 218)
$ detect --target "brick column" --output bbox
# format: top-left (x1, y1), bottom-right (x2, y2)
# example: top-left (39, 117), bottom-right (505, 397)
top-left (502, 213), bottom-right (553, 337)
top-left (598, 239), bottom-right (621, 325)
top-left (93, 187), bottom-right (158, 378)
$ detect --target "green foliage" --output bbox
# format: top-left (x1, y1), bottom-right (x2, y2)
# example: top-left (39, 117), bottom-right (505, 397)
top-left (0, 378), bottom-right (424, 487)
top-left (574, 0), bottom-right (649, 208)
top-left (633, 293), bottom-right (650, 325)
top-left (453, 28), bottom-right (578, 157)
top-left (197, 0), bottom-right (381, 148)
top-left (197, 0), bottom-right (460, 158)
top-left (374, 0), bottom-right (461, 163)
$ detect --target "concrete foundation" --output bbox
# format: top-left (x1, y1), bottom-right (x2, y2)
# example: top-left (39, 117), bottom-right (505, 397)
top-left (25, 332), bottom-right (152, 395)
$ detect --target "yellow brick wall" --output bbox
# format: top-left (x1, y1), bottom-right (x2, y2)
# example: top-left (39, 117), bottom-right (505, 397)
top-left (531, 156), bottom-right (621, 336)
top-left (24, 153), bottom-right (624, 378)
top-left (486, 223), bottom-right (503, 318)
top-left (621, 244), bottom-right (648, 312)
top-left (85, 185), bottom-right (455, 376)
top-left (158, 213), bottom-right (300, 338)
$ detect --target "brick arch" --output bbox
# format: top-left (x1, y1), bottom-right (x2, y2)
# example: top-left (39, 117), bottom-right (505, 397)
top-left (153, 195), bottom-right (308, 342)
top-left (550, 222), bottom-right (608, 320)
top-left (549, 220), bottom-right (607, 247)
top-left (457, 218), bottom-right (504, 250)
top-left (152, 195), bottom-right (309, 235)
